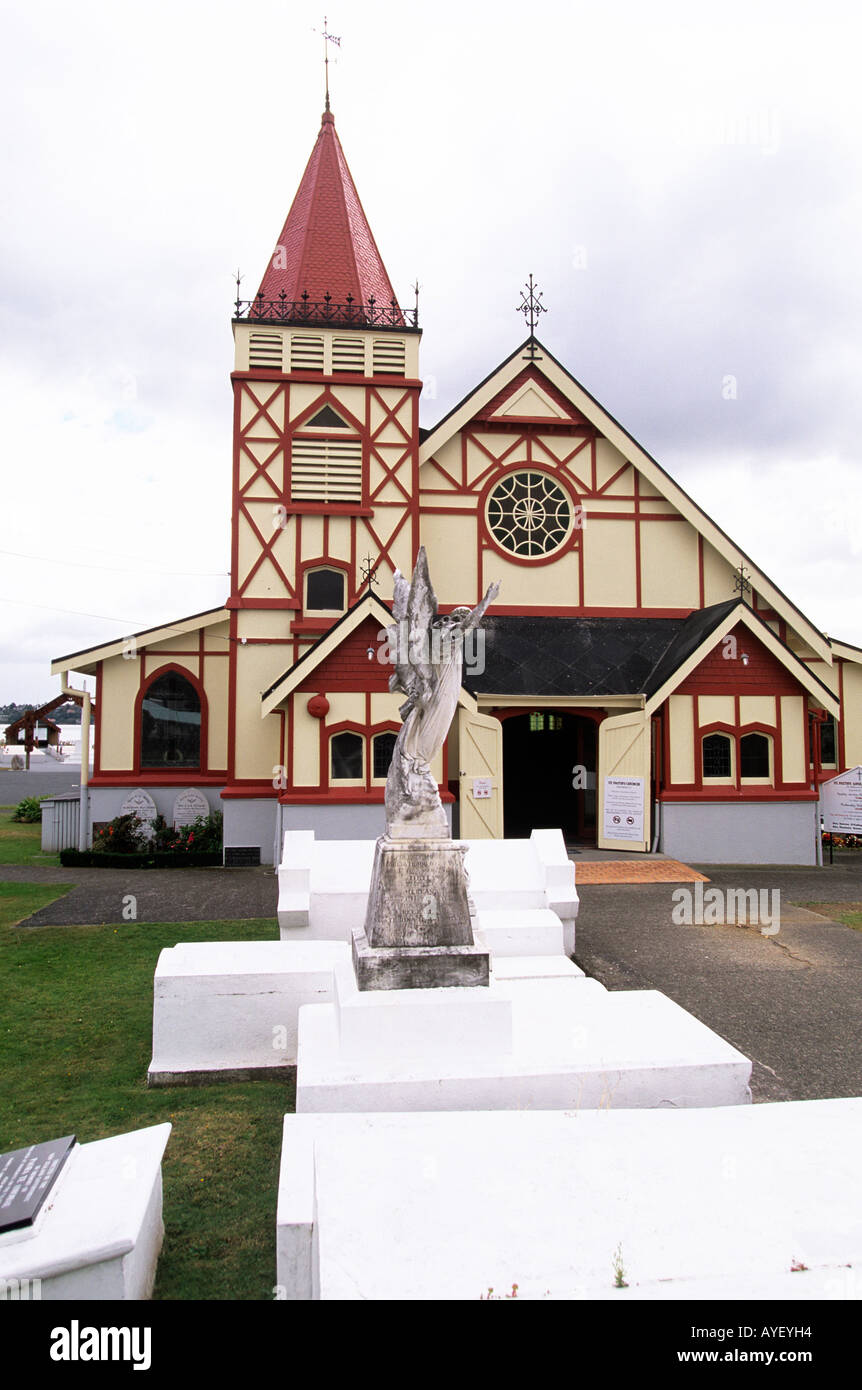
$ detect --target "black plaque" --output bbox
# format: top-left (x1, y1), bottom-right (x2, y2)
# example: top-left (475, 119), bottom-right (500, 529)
top-left (0, 1136), bottom-right (76, 1234)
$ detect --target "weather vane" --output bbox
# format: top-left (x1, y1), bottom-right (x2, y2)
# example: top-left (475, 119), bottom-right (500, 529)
top-left (360, 554), bottom-right (378, 589)
top-left (314, 16), bottom-right (342, 112)
top-left (517, 274), bottom-right (546, 360)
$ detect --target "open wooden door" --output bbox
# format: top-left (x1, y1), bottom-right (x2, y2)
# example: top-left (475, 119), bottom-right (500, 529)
top-left (457, 707), bottom-right (503, 839)
top-left (597, 709), bottom-right (651, 852)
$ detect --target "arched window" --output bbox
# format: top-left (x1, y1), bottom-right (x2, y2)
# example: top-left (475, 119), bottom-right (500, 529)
top-left (330, 731), bottom-right (363, 781)
top-left (140, 671), bottom-right (201, 769)
top-left (740, 732), bottom-right (771, 780)
top-left (305, 567), bottom-right (346, 613)
top-left (702, 732), bottom-right (732, 780)
top-left (372, 731), bottom-right (397, 780)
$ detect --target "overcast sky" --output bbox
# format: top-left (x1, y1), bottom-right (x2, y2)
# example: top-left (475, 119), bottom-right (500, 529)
top-left (2, 0), bottom-right (861, 703)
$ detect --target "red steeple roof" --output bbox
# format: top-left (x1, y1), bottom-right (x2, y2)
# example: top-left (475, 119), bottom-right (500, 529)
top-left (255, 111), bottom-right (400, 311)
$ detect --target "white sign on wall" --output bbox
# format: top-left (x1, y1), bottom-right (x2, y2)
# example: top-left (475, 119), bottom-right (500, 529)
top-left (603, 775), bottom-right (645, 842)
top-left (821, 766), bottom-right (862, 835)
top-left (472, 778), bottom-right (493, 800)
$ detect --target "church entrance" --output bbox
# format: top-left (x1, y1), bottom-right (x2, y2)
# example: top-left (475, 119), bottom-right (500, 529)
top-left (502, 711), bottom-right (598, 844)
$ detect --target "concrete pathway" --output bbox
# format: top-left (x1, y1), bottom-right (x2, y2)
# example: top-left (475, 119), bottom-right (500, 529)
top-left (574, 857), bottom-right (862, 1104)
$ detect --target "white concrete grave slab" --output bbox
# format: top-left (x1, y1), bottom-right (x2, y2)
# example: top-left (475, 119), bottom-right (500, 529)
top-left (295, 954), bottom-right (751, 1113)
top-left (0, 1124), bottom-right (170, 1300)
top-left (277, 827), bottom-right (579, 954)
top-left (148, 940), bottom-right (347, 1084)
top-left (277, 1101), bottom-right (862, 1300)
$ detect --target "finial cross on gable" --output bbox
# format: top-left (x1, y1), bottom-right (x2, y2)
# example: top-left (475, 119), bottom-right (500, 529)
top-left (517, 274), bottom-right (546, 334)
top-left (734, 562), bottom-right (752, 600)
top-left (360, 555), bottom-right (378, 590)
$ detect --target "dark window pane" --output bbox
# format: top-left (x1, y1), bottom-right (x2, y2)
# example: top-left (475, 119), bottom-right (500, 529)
top-left (307, 569), bottom-right (345, 611)
top-left (372, 731), bottom-right (397, 778)
top-left (702, 733), bottom-right (731, 778)
top-left (740, 733), bottom-right (770, 778)
top-left (140, 672), bottom-right (201, 768)
top-left (331, 731), bottom-right (363, 779)
top-left (820, 718), bottom-right (836, 764)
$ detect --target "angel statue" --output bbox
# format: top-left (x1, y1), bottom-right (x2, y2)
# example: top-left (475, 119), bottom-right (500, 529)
top-left (383, 547), bottom-right (500, 838)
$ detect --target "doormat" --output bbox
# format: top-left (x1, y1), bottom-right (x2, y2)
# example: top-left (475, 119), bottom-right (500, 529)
top-left (573, 859), bottom-right (710, 884)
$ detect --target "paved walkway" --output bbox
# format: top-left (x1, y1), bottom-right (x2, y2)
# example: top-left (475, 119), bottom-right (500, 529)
top-left (574, 858), bottom-right (709, 883)
top-left (574, 858), bottom-right (862, 1104)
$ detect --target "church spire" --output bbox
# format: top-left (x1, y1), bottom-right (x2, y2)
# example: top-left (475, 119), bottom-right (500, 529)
top-left (253, 107), bottom-right (401, 317)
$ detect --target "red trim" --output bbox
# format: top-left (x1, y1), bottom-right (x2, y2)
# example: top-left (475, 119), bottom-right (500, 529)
top-left (94, 660), bottom-right (103, 776)
top-left (659, 789), bottom-right (819, 803)
top-left (90, 773), bottom-right (228, 787)
top-left (219, 783), bottom-right (279, 799)
top-left (277, 788), bottom-right (455, 805)
top-left (227, 611), bottom-right (237, 781)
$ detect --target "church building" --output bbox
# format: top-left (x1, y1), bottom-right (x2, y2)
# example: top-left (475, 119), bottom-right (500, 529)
top-left (52, 102), bottom-right (862, 865)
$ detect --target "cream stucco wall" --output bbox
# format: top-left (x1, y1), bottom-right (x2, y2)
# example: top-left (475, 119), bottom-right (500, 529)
top-left (640, 522), bottom-right (699, 609)
top-left (669, 694), bottom-right (695, 783)
top-left (98, 657), bottom-right (140, 770)
top-left (779, 696), bottom-right (807, 783)
top-left (582, 520), bottom-right (637, 607)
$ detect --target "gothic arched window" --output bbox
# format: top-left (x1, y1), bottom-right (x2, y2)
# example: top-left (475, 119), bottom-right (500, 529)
top-left (330, 731), bottom-right (364, 781)
top-left (702, 732), bottom-right (733, 780)
top-left (140, 671), bottom-right (202, 769)
top-left (305, 567), bottom-right (346, 613)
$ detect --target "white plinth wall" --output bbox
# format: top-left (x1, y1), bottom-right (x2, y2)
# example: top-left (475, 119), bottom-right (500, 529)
top-left (0, 1124), bottom-right (171, 1300)
top-left (277, 1102), bottom-right (862, 1300)
top-left (295, 954), bottom-right (751, 1113)
top-left (277, 827), bottom-right (580, 956)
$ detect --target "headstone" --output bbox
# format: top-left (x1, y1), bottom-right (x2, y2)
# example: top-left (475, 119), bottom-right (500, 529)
top-left (0, 1136), bottom-right (76, 1235)
top-left (172, 787), bottom-right (210, 829)
top-left (120, 787), bottom-right (158, 833)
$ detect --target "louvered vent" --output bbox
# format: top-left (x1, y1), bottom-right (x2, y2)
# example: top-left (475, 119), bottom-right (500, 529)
top-left (290, 335), bottom-right (325, 372)
top-left (291, 438), bottom-right (363, 503)
top-left (249, 332), bottom-right (284, 371)
top-left (372, 338), bottom-right (406, 375)
top-left (332, 337), bottom-right (366, 373)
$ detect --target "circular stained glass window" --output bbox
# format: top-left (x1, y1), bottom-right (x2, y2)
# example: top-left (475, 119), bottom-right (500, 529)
top-left (486, 470), bottom-right (573, 558)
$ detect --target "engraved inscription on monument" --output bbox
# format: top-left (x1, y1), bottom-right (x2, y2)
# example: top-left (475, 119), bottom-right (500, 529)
top-left (0, 1135), bottom-right (76, 1234)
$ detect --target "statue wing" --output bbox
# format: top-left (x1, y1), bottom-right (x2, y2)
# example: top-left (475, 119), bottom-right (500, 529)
top-left (388, 546), bottom-right (438, 711)
top-left (464, 579), bottom-right (501, 630)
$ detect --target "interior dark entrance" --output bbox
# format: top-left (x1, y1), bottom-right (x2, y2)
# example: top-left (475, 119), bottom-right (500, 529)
top-left (502, 711), bottom-right (598, 843)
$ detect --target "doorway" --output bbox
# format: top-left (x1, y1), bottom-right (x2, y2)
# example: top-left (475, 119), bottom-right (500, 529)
top-left (502, 711), bottom-right (598, 843)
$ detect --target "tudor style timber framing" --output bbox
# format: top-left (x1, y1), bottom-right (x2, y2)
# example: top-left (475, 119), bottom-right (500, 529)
top-left (49, 100), bottom-right (862, 863)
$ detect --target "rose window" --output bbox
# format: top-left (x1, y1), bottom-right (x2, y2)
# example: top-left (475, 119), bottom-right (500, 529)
top-left (486, 470), bottom-right (573, 557)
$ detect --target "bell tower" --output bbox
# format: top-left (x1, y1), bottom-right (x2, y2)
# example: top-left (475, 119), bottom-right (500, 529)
top-left (228, 107), bottom-right (422, 651)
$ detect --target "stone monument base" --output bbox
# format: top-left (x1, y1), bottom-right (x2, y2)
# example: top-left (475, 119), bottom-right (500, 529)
top-left (352, 927), bottom-right (490, 991)
top-left (357, 833), bottom-right (488, 990)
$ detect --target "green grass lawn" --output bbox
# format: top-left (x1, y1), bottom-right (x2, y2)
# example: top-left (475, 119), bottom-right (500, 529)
top-left (0, 806), bottom-right (60, 866)
top-left (0, 905), bottom-right (290, 1300)
top-left (803, 901), bottom-right (862, 931)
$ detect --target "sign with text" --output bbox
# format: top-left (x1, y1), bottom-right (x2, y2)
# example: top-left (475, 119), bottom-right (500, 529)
top-left (603, 776), bottom-right (645, 842)
top-left (821, 766), bottom-right (862, 835)
top-left (472, 778), bottom-right (493, 800)
top-left (0, 1135), bottom-right (76, 1234)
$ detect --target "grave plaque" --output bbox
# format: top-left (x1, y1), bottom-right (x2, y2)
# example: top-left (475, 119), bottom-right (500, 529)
top-left (120, 787), bottom-right (158, 833)
top-left (0, 1136), bottom-right (76, 1234)
top-left (172, 787), bottom-right (210, 829)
